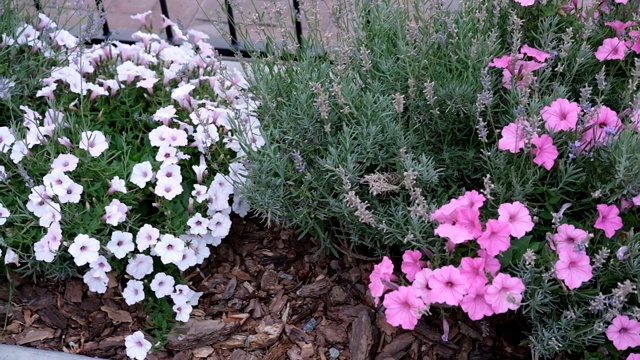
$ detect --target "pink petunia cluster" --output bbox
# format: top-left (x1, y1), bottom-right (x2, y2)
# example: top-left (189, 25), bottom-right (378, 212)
top-left (488, 45), bottom-right (551, 90)
top-left (370, 192), bottom-right (537, 329)
top-left (372, 248), bottom-right (526, 328)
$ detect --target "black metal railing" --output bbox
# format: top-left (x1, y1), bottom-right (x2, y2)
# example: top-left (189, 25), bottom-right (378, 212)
top-left (33, 0), bottom-right (304, 58)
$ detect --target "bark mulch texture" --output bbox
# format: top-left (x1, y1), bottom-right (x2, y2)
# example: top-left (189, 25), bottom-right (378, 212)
top-left (0, 218), bottom-right (532, 359)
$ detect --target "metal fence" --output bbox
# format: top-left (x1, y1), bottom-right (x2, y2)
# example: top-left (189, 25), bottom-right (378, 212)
top-left (32, 0), bottom-right (304, 57)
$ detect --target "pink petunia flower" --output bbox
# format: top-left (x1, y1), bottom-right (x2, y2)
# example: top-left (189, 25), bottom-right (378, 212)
top-left (411, 268), bottom-right (433, 304)
top-left (554, 249), bottom-right (593, 290)
top-left (606, 315), bottom-right (640, 350)
top-left (154, 234), bottom-right (185, 265)
top-left (498, 201), bottom-right (534, 239)
top-left (50, 153), bottom-right (79, 172)
top-left (434, 223), bottom-right (475, 245)
top-left (629, 31), bottom-right (640, 54)
top-left (125, 331), bottom-right (152, 360)
top-left (460, 284), bottom-right (494, 320)
top-left (484, 273), bottom-right (525, 314)
top-left (383, 286), bottom-right (425, 330)
top-left (401, 250), bottom-right (428, 282)
top-left (428, 265), bottom-right (470, 306)
top-left (520, 45), bottom-right (551, 62)
top-left (369, 256), bottom-right (397, 306)
top-left (595, 37), bottom-right (628, 61)
top-left (455, 207), bottom-right (483, 238)
top-left (514, 0), bottom-right (535, 6)
top-left (531, 134), bottom-right (559, 170)
top-left (498, 121), bottom-right (535, 153)
top-left (628, 354), bottom-right (640, 360)
top-left (477, 249), bottom-right (501, 277)
top-left (552, 224), bottom-right (589, 253)
top-left (580, 106), bottom-right (622, 151)
top-left (594, 204), bottom-right (623, 238)
top-left (488, 55), bottom-right (513, 69)
top-left (605, 21), bottom-right (636, 36)
top-left (477, 219), bottom-right (512, 256)
top-left (459, 257), bottom-right (488, 288)
top-left (541, 98), bottom-right (581, 132)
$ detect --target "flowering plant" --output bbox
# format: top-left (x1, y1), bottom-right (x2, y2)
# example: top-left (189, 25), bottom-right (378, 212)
top-left (358, 0), bottom-right (640, 357)
top-left (233, 0), bottom-right (640, 357)
top-left (0, 8), bottom-right (261, 358)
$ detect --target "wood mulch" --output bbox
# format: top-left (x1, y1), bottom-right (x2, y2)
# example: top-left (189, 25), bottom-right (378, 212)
top-left (0, 217), bottom-right (532, 359)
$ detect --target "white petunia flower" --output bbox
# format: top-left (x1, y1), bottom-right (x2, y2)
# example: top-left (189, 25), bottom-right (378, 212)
top-left (186, 213), bottom-right (209, 235)
top-left (107, 231), bottom-right (134, 259)
top-left (207, 212), bottom-right (232, 238)
top-left (150, 272), bottom-right (175, 298)
top-left (125, 331), bottom-right (152, 360)
top-left (0, 203), bottom-right (10, 225)
top-left (125, 254), bottom-right (154, 280)
top-left (68, 234), bottom-right (101, 266)
top-left (130, 161), bottom-right (154, 188)
top-left (154, 234), bottom-right (184, 264)
top-left (79, 130), bottom-right (109, 157)
top-left (136, 224), bottom-right (159, 251)
top-left (122, 279), bottom-right (145, 305)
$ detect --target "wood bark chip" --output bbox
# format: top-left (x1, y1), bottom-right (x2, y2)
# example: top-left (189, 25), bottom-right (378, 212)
top-left (64, 279), bottom-right (84, 303)
top-left (375, 332), bottom-right (415, 360)
top-left (15, 327), bottom-right (56, 344)
top-left (222, 276), bottom-right (238, 300)
top-left (37, 305), bottom-right (67, 329)
top-left (349, 310), bottom-right (373, 360)
top-left (100, 305), bottom-right (133, 323)
top-left (246, 321), bottom-right (285, 348)
top-left (263, 342), bottom-right (292, 360)
top-left (166, 319), bottom-right (241, 350)
top-left (296, 278), bottom-right (331, 298)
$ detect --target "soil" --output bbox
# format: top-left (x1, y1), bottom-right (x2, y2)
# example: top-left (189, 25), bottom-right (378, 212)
top-left (0, 217), bottom-right (532, 359)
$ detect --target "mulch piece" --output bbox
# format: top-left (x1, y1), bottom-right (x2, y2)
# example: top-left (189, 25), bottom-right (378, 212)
top-left (0, 217), bottom-right (532, 359)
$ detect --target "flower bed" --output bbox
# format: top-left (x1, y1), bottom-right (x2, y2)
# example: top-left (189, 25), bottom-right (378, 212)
top-left (0, 5), bottom-right (262, 359)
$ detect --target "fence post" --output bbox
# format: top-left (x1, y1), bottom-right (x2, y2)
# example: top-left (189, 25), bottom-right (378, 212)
top-left (158, 0), bottom-right (175, 43)
top-left (292, 0), bottom-right (302, 48)
top-left (95, 0), bottom-right (112, 39)
top-left (224, 0), bottom-right (239, 47)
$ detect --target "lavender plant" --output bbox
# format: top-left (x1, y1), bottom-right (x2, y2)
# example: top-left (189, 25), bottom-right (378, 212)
top-left (237, 0), bottom-right (510, 253)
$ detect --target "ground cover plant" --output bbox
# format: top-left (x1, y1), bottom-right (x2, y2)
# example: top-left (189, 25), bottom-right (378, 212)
top-left (236, 0), bottom-right (640, 358)
top-left (0, 2), bottom-right (262, 358)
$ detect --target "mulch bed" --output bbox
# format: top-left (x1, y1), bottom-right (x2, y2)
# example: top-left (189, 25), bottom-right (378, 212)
top-left (0, 217), bottom-right (532, 359)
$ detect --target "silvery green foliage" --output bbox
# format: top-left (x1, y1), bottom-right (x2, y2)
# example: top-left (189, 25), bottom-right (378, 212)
top-left (240, 0), bottom-right (508, 253)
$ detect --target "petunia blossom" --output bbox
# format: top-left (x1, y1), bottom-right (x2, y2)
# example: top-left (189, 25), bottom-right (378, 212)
top-left (428, 265), bottom-right (470, 306)
top-left (541, 98), bottom-right (580, 132)
top-left (531, 134), bottom-right (559, 170)
top-left (477, 220), bottom-right (512, 256)
top-left (552, 224), bottom-right (589, 253)
top-left (79, 130), bottom-right (109, 157)
top-left (484, 273), bottom-right (525, 314)
top-left (498, 121), bottom-right (535, 153)
top-left (555, 249), bottom-right (593, 290)
top-left (594, 204), bottom-right (623, 238)
top-left (606, 315), bottom-right (640, 350)
top-left (369, 256), bottom-right (397, 306)
top-left (459, 257), bottom-right (488, 288)
top-left (383, 286), bottom-right (425, 330)
top-left (497, 201), bottom-right (534, 238)
top-left (400, 250), bottom-right (427, 282)
top-left (125, 331), bottom-right (152, 360)
top-left (595, 37), bottom-right (628, 61)
top-left (460, 284), bottom-right (494, 320)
